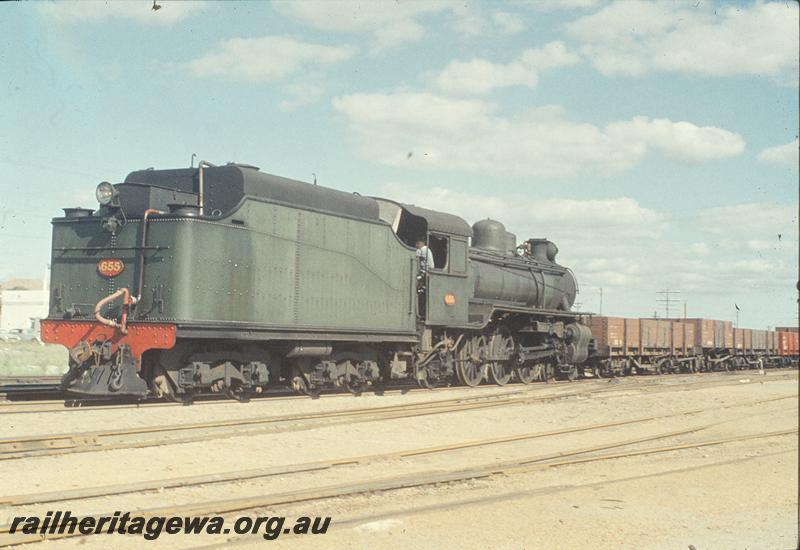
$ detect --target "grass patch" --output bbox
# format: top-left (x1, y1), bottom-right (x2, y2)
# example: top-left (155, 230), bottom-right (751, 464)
top-left (0, 341), bottom-right (68, 377)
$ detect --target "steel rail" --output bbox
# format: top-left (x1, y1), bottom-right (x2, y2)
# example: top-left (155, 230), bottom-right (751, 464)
top-left (0, 386), bottom-right (599, 459)
top-left (0, 396), bottom-right (595, 460)
top-left (292, 447), bottom-right (795, 548)
top-left (0, 427), bottom-right (794, 546)
top-left (0, 374), bottom-right (795, 461)
top-left (1, 393), bottom-right (793, 507)
top-left (0, 378), bottom-right (583, 414)
top-left (1, 368), bottom-right (793, 414)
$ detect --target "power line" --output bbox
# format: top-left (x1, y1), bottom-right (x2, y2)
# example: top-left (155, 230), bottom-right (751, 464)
top-left (656, 288), bottom-right (681, 318)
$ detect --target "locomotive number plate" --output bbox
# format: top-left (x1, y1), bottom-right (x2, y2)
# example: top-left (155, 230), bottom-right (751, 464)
top-left (97, 258), bottom-right (125, 278)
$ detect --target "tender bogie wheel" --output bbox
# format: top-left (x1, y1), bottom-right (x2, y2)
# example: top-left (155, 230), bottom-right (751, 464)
top-left (488, 327), bottom-right (514, 386)
top-left (456, 335), bottom-right (486, 387)
top-left (291, 369), bottom-right (320, 399)
top-left (343, 378), bottom-right (365, 396)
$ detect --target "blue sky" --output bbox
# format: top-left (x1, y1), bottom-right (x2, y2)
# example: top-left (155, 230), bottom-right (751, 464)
top-left (0, 0), bottom-right (797, 328)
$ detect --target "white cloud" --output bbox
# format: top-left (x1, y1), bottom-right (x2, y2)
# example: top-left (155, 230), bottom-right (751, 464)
top-left (492, 12), bottom-right (526, 34)
top-left (38, 0), bottom-right (197, 25)
top-left (607, 116), bottom-right (745, 163)
top-left (279, 83), bottom-right (325, 111)
top-left (378, 182), bottom-right (670, 292)
top-left (448, 3), bottom-right (486, 36)
top-left (758, 139), bottom-right (799, 167)
top-left (188, 36), bottom-right (356, 82)
top-left (381, 183), bottom-right (667, 237)
top-left (274, 0), bottom-right (448, 53)
top-left (333, 92), bottom-right (745, 178)
top-left (565, 1), bottom-right (800, 82)
top-left (275, 1), bottom-right (528, 52)
top-left (512, 0), bottom-right (601, 10)
top-left (447, 5), bottom-right (531, 37)
top-left (432, 41), bottom-right (580, 95)
top-left (698, 202), bottom-right (798, 240)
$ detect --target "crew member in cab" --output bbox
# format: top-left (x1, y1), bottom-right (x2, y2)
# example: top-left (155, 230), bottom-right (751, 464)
top-left (415, 239), bottom-right (434, 319)
top-left (415, 239), bottom-right (434, 273)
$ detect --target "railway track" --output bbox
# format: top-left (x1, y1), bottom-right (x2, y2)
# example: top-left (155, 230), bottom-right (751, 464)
top-left (303, 447), bottom-right (795, 548)
top-left (1, 393), bottom-right (793, 508)
top-left (0, 367), bottom-right (793, 414)
top-left (0, 381), bottom-right (623, 460)
top-left (0, 384), bottom-right (63, 402)
top-left (0, 376), bottom-right (62, 385)
top-left (0, 378), bottom-right (579, 414)
top-left (0, 396), bottom-right (794, 547)
top-left (0, 372), bottom-right (795, 461)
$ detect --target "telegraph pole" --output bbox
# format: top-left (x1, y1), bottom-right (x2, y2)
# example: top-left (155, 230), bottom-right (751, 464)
top-left (656, 289), bottom-right (680, 318)
top-left (598, 287), bottom-right (603, 316)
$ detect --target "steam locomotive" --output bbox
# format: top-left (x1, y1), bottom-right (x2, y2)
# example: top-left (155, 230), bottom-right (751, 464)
top-left (42, 162), bottom-right (590, 401)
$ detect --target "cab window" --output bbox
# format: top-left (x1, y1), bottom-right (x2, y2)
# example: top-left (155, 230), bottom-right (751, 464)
top-left (450, 239), bottom-right (467, 274)
top-left (428, 234), bottom-right (448, 270)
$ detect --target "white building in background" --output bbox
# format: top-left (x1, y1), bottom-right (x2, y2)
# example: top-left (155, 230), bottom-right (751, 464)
top-left (0, 290), bottom-right (49, 331)
top-left (0, 266), bottom-right (50, 332)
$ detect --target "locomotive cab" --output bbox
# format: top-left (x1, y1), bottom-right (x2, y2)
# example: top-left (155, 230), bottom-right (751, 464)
top-left (374, 199), bottom-right (473, 327)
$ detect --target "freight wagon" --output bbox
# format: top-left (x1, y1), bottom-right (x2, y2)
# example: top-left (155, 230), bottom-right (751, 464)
top-left (586, 316), bottom-right (796, 376)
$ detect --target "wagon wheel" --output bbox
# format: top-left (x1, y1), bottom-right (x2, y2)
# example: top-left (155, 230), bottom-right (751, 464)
top-left (342, 373), bottom-right (366, 396)
top-left (488, 327), bottom-right (514, 386)
top-left (456, 335), bottom-right (486, 387)
top-left (224, 386), bottom-right (252, 403)
top-left (339, 361), bottom-right (365, 396)
top-left (515, 362), bottom-right (543, 385)
top-left (290, 368), bottom-right (320, 399)
top-left (697, 357), bottom-right (707, 372)
top-left (166, 390), bottom-right (194, 406)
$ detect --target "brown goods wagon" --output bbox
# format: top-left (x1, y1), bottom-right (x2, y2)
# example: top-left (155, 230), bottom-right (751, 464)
top-left (624, 318), bottom-right (640, 354)
top-left (685, 318), bottom-right (715, 348)
top-left (587, 316), bottom-right (626, 355)
top-left (657, 320), bottom-right (671, 349)
top-left (792, 332), bottom-right (800, 355)
top-left (713, 320), bottom-right (732, 348)
top-left (777, 331), bottom-right (792, 356)
top-left (671, 320), bottom-right (685, 354)
top-left (639, 319), bottom-right (658, 352)
top-left (703, 319), bottom-right (716, 347)
top-left (751, 329), bottom-right (767, 352)
top-left (684, 322), bottom-right (697, 354)
top-left (766, 331), bottom-right (776, 354)
top-left (734, 328), bottom-right (745, 352)
top-left (743, 328), bottom-right (753, 353)
top-left (640, 319), bottom-right (671, 352)
top-left (723, 321), bottom-right (733, 348)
